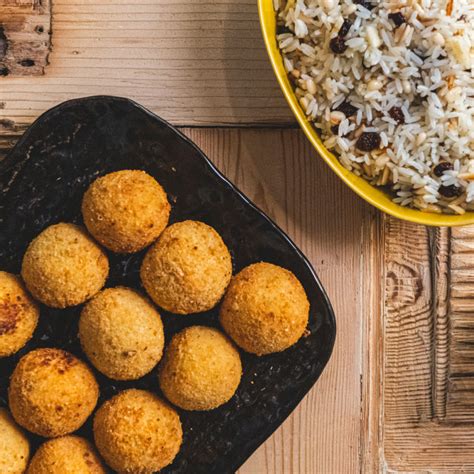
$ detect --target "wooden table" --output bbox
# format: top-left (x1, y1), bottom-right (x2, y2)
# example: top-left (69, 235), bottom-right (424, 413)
top-left (2, 1), bottom-right (474, 472)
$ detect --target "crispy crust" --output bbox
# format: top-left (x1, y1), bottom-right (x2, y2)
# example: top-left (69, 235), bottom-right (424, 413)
top-left (93, 389), bottom-right (182, 474)
top-left (219, 262), bottom-right (310, 355)
top-left (79, 287), bottom-right (164, 380)
top-left (21, 223), bottom-right (108, 308)
top-left (8, 348), bottom-right (99, 437)
top-left (0, 272), bottom-right (39, 357)
top-left (159, 326), bottom-right (242, 411)
top-left (0, 408), bottom-right (30, 474)
top-left (140, 220), bottom-right (232, 314)
top-left (27, 436), bottom-right (106, 474)
top-left (82, 170), bottom-right (170, 253)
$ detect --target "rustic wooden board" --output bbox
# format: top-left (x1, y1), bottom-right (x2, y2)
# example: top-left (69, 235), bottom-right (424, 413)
top-left (0, 0), bottom-right (292, 127)
top-left (382, 218), bottom-right (474, 472)
top-left (0, 0), bottom-right (51, 77)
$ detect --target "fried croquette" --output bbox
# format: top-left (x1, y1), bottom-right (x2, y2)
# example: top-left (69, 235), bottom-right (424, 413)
top-left (21, 223), bottom-right (108, 308)
top-left (140, 220), bottom-right (232, 314)
top-left (27, 436), bottom-right (106, 474)
top-left (93, 389), bottom-right (182, 474)
top-left (159, 326), bottom-right (242, 411)
top-left (219, 262), bottom-right (309, 355)
top-left (0, 272), bottom-right (39, 357)
top-left (79, 287), bottom-right (164, 380)
top-left (8, 348), bottom-right (99, 437)
top-left (0, 408), bottom-right (29, 474)
top-left (82, 170), bottom-right (170, 253)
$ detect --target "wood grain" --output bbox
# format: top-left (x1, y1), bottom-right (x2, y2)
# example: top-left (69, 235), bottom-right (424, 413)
top-left (446, 227), bottom-right (474, 423)
top-left (383, 218), bottom-right (474, 472)
top-left (0, 0), bottom-right (51, 77)
top-left (0, 0), bottom-right (292, 127)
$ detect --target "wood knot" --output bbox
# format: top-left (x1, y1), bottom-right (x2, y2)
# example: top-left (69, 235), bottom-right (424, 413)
top-left (19, 59), bottom-right (35, 67)
top-left (0, 26), bottom-right (8, 60)
top-left (386, 262), bottom-right (423, 309)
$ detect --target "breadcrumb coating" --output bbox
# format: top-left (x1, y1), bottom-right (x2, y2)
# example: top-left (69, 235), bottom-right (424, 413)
top-left (219, 262), bottom-right (309, 355)
top-left (21, 223), bottom-right (108, 308)
top-left (27, 436), bottom-right (106, 474)
top-left (0, 272), bottom-right (39, 357)
top-left (159, 326), bottom-right (242, 411)
top-left (93, 389), bottom-right (182, 474)
top-left (141, 220), bottom-right (232, 314)
top-left (82, 170), bottom-right (170, 253)
top-left (0, 408), bottom-right (30, 474)
top-left (8, 348), bottom-right (99, 437)
top-left (79, 287), bottom-right (164, 380)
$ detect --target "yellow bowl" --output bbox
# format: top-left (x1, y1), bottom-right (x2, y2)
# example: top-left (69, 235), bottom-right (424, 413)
top-left (258, 0), bottom-right (474, 227)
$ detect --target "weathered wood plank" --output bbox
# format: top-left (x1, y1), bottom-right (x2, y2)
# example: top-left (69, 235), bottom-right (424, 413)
top-left (360, 212), bottom-right (385, 474)
top-left (384, 219), bottom-right (433, 430)
top-left (432, 227), bottom-right (450, 421)
top-left (0, 0), bottom-right (51, 77)
top-left (0, 0), bottom-right (292, 127)
top-left (446, 227), bottom-right (474, 422)
top-left (383, 219), bottom-right (474, 471)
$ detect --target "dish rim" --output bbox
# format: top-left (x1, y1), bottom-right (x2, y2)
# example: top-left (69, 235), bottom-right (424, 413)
top-left (258, 0), bottom-right (474, 227)
top-left (1, 95), bottom-right (337, 473)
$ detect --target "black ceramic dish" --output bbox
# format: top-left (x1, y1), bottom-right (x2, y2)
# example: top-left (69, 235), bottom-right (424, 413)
top-left (0, 96), bottom-right (336, 474)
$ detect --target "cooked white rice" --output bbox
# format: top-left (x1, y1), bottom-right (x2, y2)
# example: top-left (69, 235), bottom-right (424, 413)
top-left (275, 0), bottom-right (474, 214)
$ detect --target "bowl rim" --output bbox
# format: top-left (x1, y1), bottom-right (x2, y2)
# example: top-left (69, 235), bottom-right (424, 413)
top-left (257, 0), bottom-right (474, 227)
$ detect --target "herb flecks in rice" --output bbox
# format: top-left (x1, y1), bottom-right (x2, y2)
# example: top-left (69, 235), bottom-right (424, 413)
top-left (275, 0), bottom-right (474, 214)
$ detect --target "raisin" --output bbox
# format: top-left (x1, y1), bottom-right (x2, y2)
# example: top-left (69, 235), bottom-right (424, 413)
top-left (412, 50), bottom-right (427, 61)
top-left (0, 66), bottom-right (8, 76)
top-left (356, 132), bottom-right (381, 152)
top-left (19, 59), bottom-right (35, 67)
top-left (335, 101), bottom-right (358, 117)
top-left (330, 36), bottom-right (347, 54)
top-left (354, 0), bottom-right (375, 11)
top-left (338, 19), bottom-right (353, 37)
top-left (331, 124), bottom-right (340, 134)
top-left (439, 184), bottom-right (461, 198)
top-left (388, 12), bottom-right (405, 27)
top-left (276, 24), bottom-right (292, 35)
top-left (433, 162), bottom-right (453, 177)
top-left (389, 106), bottom-right (405, 124)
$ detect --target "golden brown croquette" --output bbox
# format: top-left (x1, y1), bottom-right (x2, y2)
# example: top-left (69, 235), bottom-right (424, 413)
top-left (219, 262), bottom-right (309, 355)
top-left (0, 408), bottom-right (29, 474)
top-left (93, 389), bottom-right (182, 474)
top-left (159, 326), bottom-right (242, 411)
top-left (27, 436), bottom-right (106, 474)
top-left (82, 170), bottom-right (170, 253)
top-left (8, 348), bottom-right (99, 438)
top-left (21, 223), bottom-right (109, 308)
top-left (0, 272), bottom-right (39, 357)
top-left (79, 287), bottom-right (164, 380)
top-left (140, 220), bottom-right (232, 314)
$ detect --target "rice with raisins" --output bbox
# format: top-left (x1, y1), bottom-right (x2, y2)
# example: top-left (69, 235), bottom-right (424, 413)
top-left (275, 0), bottom-right (473, 214)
